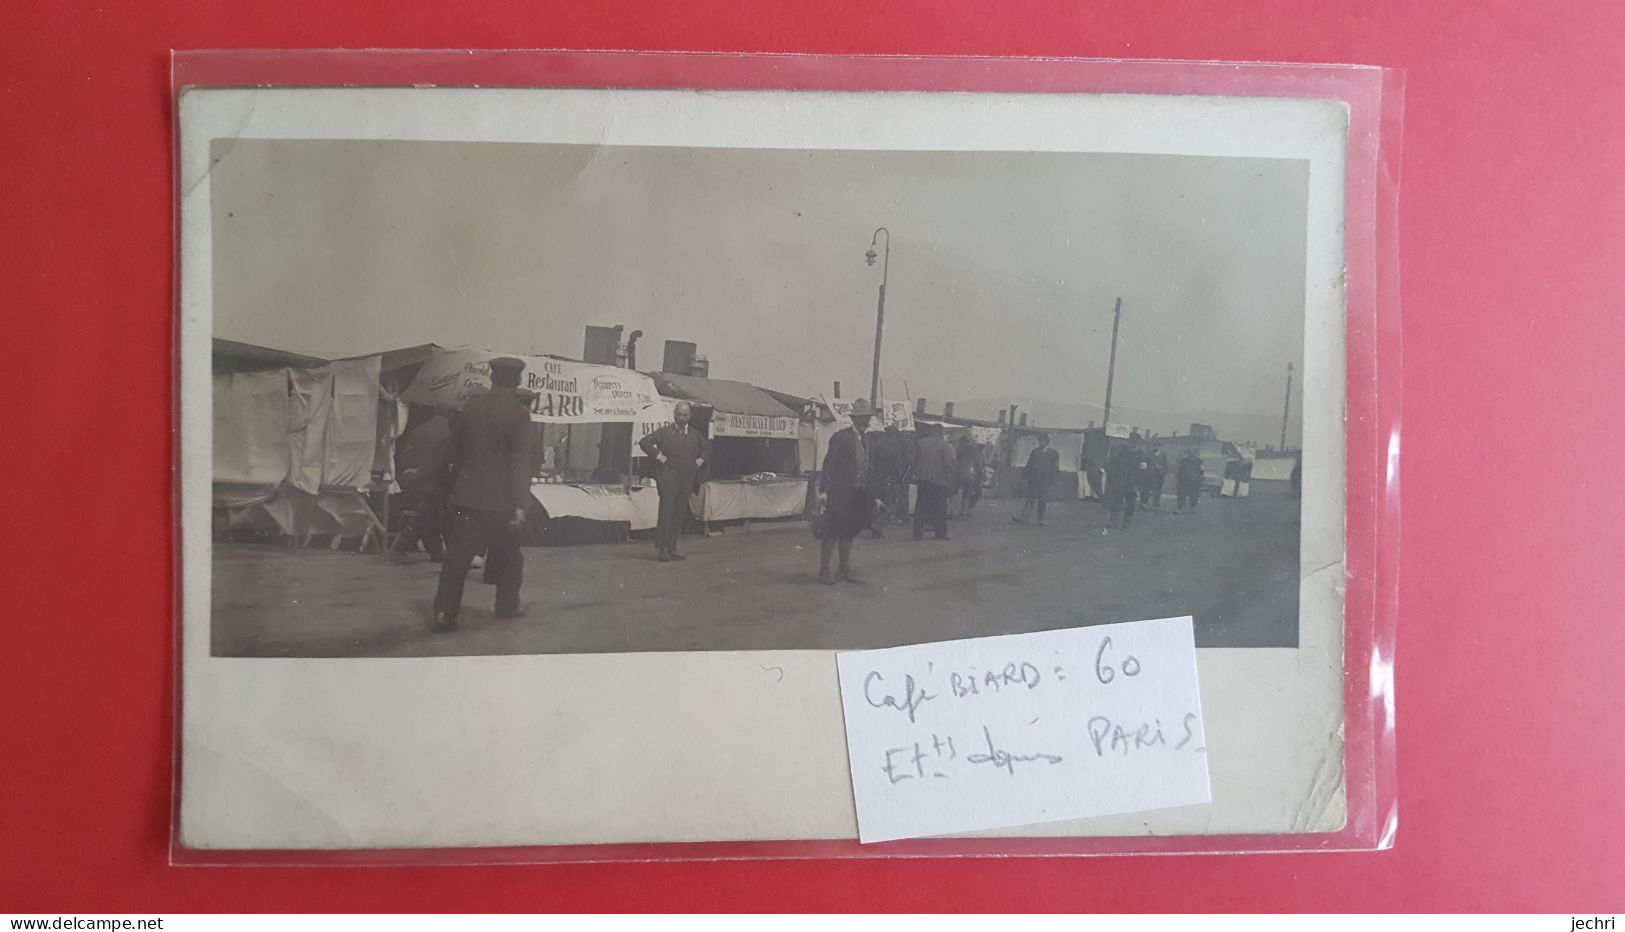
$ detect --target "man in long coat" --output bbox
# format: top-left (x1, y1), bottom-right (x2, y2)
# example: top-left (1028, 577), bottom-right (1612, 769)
top-left (911, 421), bottom-right (957, 541)
top-left (817, 398), bottom-right (883, 584)
top-left (1106, 435), bottom-right (1148, 528)
top-left (431, 357), bottom-right (534, 631)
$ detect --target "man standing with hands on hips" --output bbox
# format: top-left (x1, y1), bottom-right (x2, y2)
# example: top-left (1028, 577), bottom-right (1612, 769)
top-left (431, 356), bottom-right (534, 632)
top-left (639, 400), bottom-right (709, 563)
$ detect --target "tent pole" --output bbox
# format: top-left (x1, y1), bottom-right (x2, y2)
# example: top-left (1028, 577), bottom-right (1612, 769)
top-left (380, 392), bottom-right (396, 556)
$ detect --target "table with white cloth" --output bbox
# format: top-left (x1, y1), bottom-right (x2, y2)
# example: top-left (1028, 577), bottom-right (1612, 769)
top-left (695, 477), bottom-right (808, 522)
top-left (530, 482), bottom-right (660, 531)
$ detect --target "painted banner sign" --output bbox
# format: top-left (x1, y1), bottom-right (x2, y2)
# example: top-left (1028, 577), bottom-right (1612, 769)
top-left (969, 426), bottom-right (1003, 446)
top-left (879, 399), bottom-right (917, 433)
top-left (401, 347), bottom-right (661, 424)
top-left (710, 411), bottom-right (799, 439)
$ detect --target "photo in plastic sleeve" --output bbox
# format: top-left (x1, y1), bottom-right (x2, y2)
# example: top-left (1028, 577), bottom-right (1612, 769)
top-left (176, 66), bottom-right (1370, 853)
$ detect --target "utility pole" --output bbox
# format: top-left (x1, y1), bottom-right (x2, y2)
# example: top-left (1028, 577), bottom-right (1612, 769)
top-left (1280, 362), bottom-right (1295, 452)
top-left (1102, 297), bottom-right (1123, 434)
top-left (865, 228), bottom-right (891, 405)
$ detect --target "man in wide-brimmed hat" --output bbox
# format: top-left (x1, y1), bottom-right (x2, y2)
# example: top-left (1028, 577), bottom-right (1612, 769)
top-left (816, 398), bottom-right (885, 584)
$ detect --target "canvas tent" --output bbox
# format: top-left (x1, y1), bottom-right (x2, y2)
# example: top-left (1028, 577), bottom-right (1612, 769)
top-left (211, 339), bottom-right (385, 540)
top-left (212, 338), bottom-right (326, 374)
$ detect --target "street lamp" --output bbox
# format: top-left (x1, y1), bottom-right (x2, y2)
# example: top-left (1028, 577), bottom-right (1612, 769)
top-left (865, 227), bottom-right (890, 404)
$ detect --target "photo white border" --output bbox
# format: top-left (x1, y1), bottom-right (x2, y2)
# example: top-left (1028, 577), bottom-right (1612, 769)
top-left (178, 86), bottom-right (1347, 848)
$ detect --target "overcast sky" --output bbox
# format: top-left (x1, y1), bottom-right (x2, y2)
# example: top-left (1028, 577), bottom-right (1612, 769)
top-left (211, 139), bottom-right (1308, 421)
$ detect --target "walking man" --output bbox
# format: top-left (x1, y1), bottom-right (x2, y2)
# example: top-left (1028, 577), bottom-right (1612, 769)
top-left (817, 399), bottom-right (883, 584)
top-left (954, 438), bottom-right (987, 517)
top-left (638, 400), bottom-right (709, 562)
top-left (483, 389), bottom-right (544, 584)
top-left (911, 421), bottom-right (956, 541)
top-left (391, 405), bottom-right (454, 563)
top-left (895, 426), bottom-right (917, 522)
top-left (1176, 448), bottom-right (1205, 513)
top-left (1141, 442), bottom-right (1169, 510)
top-left (431, 357), bottom-right (534, 632)
top-left (1106, 436), bottom-right (1147, 528)
top-left (867, 423), bottom-right (902, 538)
top-left (1013, 432), bottom-right (1061, 526)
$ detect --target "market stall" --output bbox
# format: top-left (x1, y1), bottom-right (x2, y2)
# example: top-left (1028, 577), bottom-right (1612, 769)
top-left (402, 346), bottom-right (665, 540)
top-left (649, 372), bottom-right (806, 523)
top-left (529, 482), bottom-right (660, 530)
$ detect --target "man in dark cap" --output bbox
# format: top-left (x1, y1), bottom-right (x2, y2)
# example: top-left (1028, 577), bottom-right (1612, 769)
top-left (638, 400), bottom-right (708, 562)
top-left (431, 356), bottom-right (534, 631)
top-left (482, 387), bottom-right (540, 585)
top-left (817, 398), bottom-right (884, 584)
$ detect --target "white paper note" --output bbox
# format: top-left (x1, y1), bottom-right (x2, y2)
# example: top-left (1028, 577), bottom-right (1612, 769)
top-left (837, 617), bottom-right (1211, 843)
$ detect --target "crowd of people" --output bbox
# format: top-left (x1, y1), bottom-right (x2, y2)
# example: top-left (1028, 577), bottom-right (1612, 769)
top-left (388, 373), bottom-right (1228, 623)
top-left (1097, 432), bottom-right (1210, 528)
top-left (808, 404), bottom-right (1212, 583)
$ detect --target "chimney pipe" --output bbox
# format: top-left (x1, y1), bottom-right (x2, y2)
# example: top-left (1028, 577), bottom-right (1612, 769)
top-left (944, 401), bottom-right (955, 418)
top-left (625, 330), bottom-right (642, 370)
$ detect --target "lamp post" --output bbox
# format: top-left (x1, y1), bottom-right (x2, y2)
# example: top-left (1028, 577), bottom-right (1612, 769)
top-left (865, 227), bottom-right (890, 405)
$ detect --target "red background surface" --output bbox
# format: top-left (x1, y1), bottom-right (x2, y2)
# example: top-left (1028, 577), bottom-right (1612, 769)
top-left (3, 0), bottom-right (1623, 913)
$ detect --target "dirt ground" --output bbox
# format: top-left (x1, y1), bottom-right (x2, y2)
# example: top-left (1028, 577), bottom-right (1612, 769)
top-left (210, 480), bottom-right (1301, 657)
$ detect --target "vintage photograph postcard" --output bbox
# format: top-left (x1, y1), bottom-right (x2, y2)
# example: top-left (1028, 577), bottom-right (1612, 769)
top-left (178, 83), bottom-right (1348, 849)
